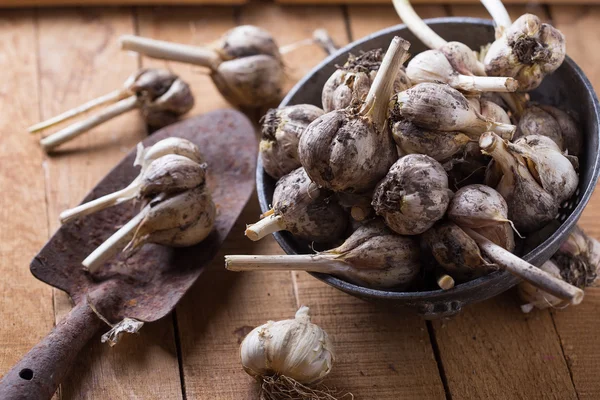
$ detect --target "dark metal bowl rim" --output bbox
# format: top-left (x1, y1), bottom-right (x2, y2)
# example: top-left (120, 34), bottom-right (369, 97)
top-left (257, 17), bottom-right (600, 302)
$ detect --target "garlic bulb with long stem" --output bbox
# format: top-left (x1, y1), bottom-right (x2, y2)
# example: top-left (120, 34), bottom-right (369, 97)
top-left (483, 13), bottom-right (566, 92)
top-left (35, 69), bottom-right (194, 152)
top-left (321, 48), bottom-right (411, 113)
top-left (240, 306), bottom-right (335, 393)
top-left (245, 167), bottom-right (347, 243)
top-left (299, 37), bottom-right (410, 193)
top-left (83, 185), bottom-right (215, 273)
top-left (390, 83), bottom-right (516, 139)
top-left (406, 50), bottom-right (518, 92)
top-left (372, 154), bottom-right (451, 235)
top-left (260, 104), bottom-right (324, 179)
top-left (228, 219), bottom-right (421, 290)
top-left (480, 132), bottom-right (564, 233)
top-left (392, 0), bottom-right (486, 76)
top-left (60, 140), bottom-right (204, 224)
top-left (120, 28), bottom-right (284, 108)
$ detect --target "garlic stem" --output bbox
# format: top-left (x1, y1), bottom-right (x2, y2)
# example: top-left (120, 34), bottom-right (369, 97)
top-left (82, 207), bottom-right (147, 273)
top-left (392, 0), bottom-right (447, 50)
top-left (59, 179), bottom-right (140, 224)
top-left (120, 35), bottom-right (222, 70)
top-left (455, 75), bottom-right (518, 92)
top-left (480, 0), bottom-right (512, 36)
top-left (437, 272), bottom-right (455, 290)
top-left (245, 213), bottom-right (285, 241)
top-left (464, 227), bottom-right (584, 305)
top-left (278, 38), bottom-right (315, 55)
top-left (312, 29), bottom-right (338, 55)
top-left (225, 254), bottom-right (347, 274)
top-left (28, 89), bottom-right (126, 133)
top-left (361, 36), bottom-right (410, 128)
top-left (40, 95), bottom-right (138, 152)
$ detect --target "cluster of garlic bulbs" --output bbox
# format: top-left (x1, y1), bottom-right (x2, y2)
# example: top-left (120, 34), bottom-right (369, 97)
top-left (62, 137), bottom-right (216, 273)
top-left (228, 4), bottom-right (587, 307)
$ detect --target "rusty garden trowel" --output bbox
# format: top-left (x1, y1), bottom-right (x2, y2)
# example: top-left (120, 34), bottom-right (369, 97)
top-left (0, 109), bottom-right (257, 400)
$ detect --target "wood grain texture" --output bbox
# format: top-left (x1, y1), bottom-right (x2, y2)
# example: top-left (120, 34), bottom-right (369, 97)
top-left (36, 7), bottom-right (182, 399)
top-left (546, 6), bottom-right (600, 399)
top-left (135, 6), bottom-right (300, 399)
top-left (0, 0), bottom-right (246, 6)
top-left (0, 8), bottom-right (55, 380)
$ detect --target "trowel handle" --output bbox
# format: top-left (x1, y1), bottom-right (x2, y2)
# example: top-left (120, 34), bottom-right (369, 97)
top-left (0, 299), bottom-right (103, 400)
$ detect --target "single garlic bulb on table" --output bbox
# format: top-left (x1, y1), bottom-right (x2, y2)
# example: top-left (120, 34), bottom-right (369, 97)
top-left (31, 69), bottom-right (194, 152)
top-left (372, 154), bottom-right (451, 235)
top-left (321, 48), bottom-right (412, 113)
top-left (245, 167), bottom-right (347, 244)
top-left (260, 104), bottom-right (324, 179)
top-left (120, 25), bottom-right (284, 108)
top-left (240, 306), bottom-right (336, 397)
top-left (484, 13), bottom-right (566, 92)
top-left (390, 83), bottom-right (516, 139)
top-left (228, 219), bottom-right (421, 290)
top-left (406, 50), bottom-right (518, 92)
top-left (60, 137), bottom-right (204, 224)
top-left (299, 37), bottom-right (410, 193)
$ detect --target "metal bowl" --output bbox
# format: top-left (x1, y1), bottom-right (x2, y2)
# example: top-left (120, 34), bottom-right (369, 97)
top-left (256, 18), bottom-right (600, 319)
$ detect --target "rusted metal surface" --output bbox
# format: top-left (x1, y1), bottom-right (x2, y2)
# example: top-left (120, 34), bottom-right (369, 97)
top-left (0, 109), bottom-right (257, 400)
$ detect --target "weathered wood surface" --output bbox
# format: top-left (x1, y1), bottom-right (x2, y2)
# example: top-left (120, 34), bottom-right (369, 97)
top-left (1, 3), bottom-right (600, 400)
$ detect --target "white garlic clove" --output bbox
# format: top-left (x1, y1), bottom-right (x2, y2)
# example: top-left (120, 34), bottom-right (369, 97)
top-left (260, 104), bottom-right (324, 179)
top-left (240, 306), bottom-right (334, 385)
top-left (372, 154), bottom-right (451, 235)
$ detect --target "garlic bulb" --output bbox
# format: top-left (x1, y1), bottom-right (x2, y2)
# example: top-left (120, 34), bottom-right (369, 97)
top-left (321, 49), bottom-right (412, 113)
top-left (60, 140), bottom-right (205, 224)
top-left (34, 69), bottom-right (194, 152)
top-left (516, 104), bottom-right (581, 156)
top-left (227, 219), bottom-right (421, 290)
top-left (484, 14), bottom-right (566, 92)
top-left (372, 154), bottom-right (451, 235)
top-left (440, 41), bottom-right (486, 76)
top-left (391, 119), bottom-right (471, 162)
top-left (245, 167), bottom-right (347, 243)
top-left (299, 37), bottom-right (410, 193)
top-left (480, 99), bottom-right (511, 124)
top-left (120, 31), bottom-right (284, 108)
top-left (518, 260), bottom-right (565, 312)
top-left (240, 306), bottom-right (334, 386)
top-left (480, 132), bottom-right (562, 233)
top-left (390, 83), bottom-right (516, 139)
top-left (83, 185), bottom-right (215, 272)
top-left (260, 104), bottom-right (324, 179)
top-left (406, 50), bottom-right (518, 92)
top-left (422, 221), bottom-right (492, 281)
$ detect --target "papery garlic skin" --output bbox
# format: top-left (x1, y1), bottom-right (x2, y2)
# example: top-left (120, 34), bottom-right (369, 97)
top-left (538, 105), bottom-right (581, 156)
top-left (518, 260), bottom-right (564, 312)
top-left (448, 184), bottom-right (510, 229)
top-left (480, 100), bottom-right (511, 125)
top-left (260, 104), bottom-right (324, 179)
top-left (372, 154), bottom-right (451, 235)
top-left (138, 154), bottom-right (207, 198)
top-left (553, 226), bottom-right (600, 288)
top-left (212, 54), bottom-right (284, 108)
top-left (474, 223), bottom-right (515, 252)
top-left (211, 25), bottom-right (281, 61)
top-left (391, 119), bottom-right (470, 162)
top-left (135, 137), bottom-right (204, 169)
top-left (441, 41), bottom-right (486, 76)
top-left (484, 14), bottom-right (566, 92)
top-left (240, 306), bottom-right (334, 385)
top-left (140, 78), bottom-right (194, 128)
top-left (423, 221), bottom-right (491, 281)
top-left (272, 168), bottom-right (347, 243)
top-left (516, 105), bottom-right (564, 150)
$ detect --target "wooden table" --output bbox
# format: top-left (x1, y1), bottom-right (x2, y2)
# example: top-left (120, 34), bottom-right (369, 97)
top-left (1, 2), bottom-right (599, 399)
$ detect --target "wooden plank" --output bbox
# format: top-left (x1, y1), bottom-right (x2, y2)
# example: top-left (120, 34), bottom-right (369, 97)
top-left (135, 6), bottom-right (300, 399)
top-left (0, 0), bottom-right (246, 6)
top-left (278, 0), bottom-right (600, 4)
top-left (36, 8), bottom-right (183, 399)
top-left (425, 5), bottom-right (577, 400)
top-left (544, 6), bottom-right (600, 399)
top-left (0, 8), bottom-right (55, 380)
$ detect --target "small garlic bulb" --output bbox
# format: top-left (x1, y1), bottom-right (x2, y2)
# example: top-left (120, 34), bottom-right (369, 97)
top-left (260, 104), bottom-right (324, 179)
top-left (209, 25), bottom-right (281, 61)
top-left (406, 50), bottom-right (518, 92)
top-left (240, 306), bottom-right (334, 385)
top-left (390, 83), bottom-right (516, 139)
top-left (372, 154), bottom-right (451, 235)
top-left (391, 119), bottom-right (471, 162)
top-left (484, 14), bottom-right (566, 92)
